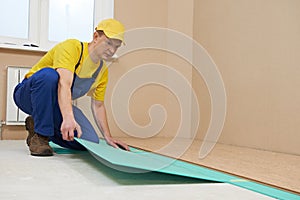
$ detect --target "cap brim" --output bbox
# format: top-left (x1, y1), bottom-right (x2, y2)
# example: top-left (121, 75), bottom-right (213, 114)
top-left (104, 31), bottom-right (125, 45)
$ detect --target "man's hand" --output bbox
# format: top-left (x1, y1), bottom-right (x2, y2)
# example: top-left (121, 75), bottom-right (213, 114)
top-left (56, 68), bottom-right (82, 141)
top-left (105, 135), bottom-right (130, 151)
top-left (91, 99), bottom-right (130, 151)
top-left (61, 118), bottom-right (82, 141)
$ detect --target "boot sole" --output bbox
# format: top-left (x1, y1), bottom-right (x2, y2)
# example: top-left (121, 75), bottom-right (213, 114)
top-left (31, 151), bottom-right (54, 157)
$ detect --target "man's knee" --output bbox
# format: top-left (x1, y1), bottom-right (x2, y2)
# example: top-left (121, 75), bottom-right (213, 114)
top-left (32, 68), bottom-right (59, 86)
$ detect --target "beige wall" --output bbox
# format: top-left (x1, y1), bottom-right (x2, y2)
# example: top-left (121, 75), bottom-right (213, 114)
top-left (108, 0), bottom-right (168, 138)
top-left (1, 0), bottom-right (299, 155)
top-left (193, 0), bottom-right (300, 155)
top-left (0, 48), bottom-right (45, 139)
top-left (106, 0), bottom-right (197, 139)
top-left (108, 0), bottom-right (193, 139)
top-left (111, 0), bottom-right (300, 155)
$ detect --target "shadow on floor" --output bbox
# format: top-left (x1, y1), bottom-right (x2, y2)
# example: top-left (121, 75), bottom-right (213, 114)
top-left (53, 146), bottom-right (218, 185)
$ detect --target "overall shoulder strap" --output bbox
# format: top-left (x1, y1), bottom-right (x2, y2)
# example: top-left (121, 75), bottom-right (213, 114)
top-left (74, 42), bottom-right (83, 70)
top-left (92, 60), bottom-right (103, 78)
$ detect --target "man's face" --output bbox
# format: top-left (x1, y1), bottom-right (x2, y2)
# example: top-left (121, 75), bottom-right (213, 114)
top-left (94, 32), bottom-right (122, 61)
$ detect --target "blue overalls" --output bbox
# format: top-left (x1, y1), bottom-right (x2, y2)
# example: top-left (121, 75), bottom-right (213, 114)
top-left (13, 42), bottom-right (103, 150)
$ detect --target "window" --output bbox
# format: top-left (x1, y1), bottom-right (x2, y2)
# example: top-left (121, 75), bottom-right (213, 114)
top-left (0, 0), bottom-right (39, 47)
top-left (0, 0), bottom-right (114, 51)
top-left (48, 0), bottom-right (94, 42)
top-left (0, 0), bottom-right (30, 39)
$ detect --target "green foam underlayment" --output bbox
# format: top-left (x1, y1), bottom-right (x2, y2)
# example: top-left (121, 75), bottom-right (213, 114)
top-left (53, 138), bottom-right (299, 200)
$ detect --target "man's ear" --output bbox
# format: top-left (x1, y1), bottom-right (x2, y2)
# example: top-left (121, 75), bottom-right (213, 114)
top-left (93, 31), bottom-right (99, 41)
top-left (93, 31), bottom-right (105, 43)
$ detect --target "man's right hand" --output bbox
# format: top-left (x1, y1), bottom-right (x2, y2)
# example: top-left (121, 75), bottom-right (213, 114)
top-left (56, 68), bottom-right (82, 141)
top-left (61, 118), bottom-right (82, 141)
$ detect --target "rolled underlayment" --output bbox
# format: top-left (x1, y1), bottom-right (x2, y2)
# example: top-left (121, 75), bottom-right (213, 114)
top-left (52, 138), bottom-right (299, 200)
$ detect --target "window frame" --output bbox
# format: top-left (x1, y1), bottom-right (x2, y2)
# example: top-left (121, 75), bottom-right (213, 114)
top-left (0, 0), bottom-right (114, 52)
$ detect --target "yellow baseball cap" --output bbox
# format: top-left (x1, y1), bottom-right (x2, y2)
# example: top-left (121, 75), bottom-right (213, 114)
top-left (96, 18), bottom-right (125, 42)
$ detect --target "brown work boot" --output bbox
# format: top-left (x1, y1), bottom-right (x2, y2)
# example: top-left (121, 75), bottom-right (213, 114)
top-left (29, 134), bottom-right (54, 156)
top-left (25, 116), bottom-right (35, 146)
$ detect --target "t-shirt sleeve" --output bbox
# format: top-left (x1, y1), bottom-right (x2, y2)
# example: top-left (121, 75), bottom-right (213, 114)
top-left (91, 67), bottom-right (109, 101)
top-left (52, 40), bottom-right (81, 72)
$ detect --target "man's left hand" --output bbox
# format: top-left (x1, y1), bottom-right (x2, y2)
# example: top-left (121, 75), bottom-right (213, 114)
top-left (105, 136), bottom-right (130, 151)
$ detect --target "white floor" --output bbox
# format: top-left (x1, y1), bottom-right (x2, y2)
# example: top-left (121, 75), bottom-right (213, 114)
top-left (0, 141), bottom-right (275, 200)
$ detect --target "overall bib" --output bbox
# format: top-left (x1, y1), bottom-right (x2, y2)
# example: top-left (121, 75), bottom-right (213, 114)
top-left (13, 42), bottom-right (103, 150)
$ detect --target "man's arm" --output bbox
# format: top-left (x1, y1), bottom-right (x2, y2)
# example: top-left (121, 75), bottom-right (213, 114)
top-left (91, 98), bottom-right (129, 151)
top-left (56, 68), bottom-right (82, 141)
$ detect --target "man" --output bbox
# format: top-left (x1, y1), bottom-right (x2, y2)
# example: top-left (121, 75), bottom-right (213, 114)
top-left (13, 18), bottom-right (129, 156)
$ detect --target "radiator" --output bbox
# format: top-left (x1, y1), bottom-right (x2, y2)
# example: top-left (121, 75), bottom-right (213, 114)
top-left (6, 66), bottom-right (30, 125)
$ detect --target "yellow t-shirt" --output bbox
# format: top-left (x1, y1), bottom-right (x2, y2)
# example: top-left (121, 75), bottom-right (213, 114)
top-left (25, 39), bottom-right (108, 101)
